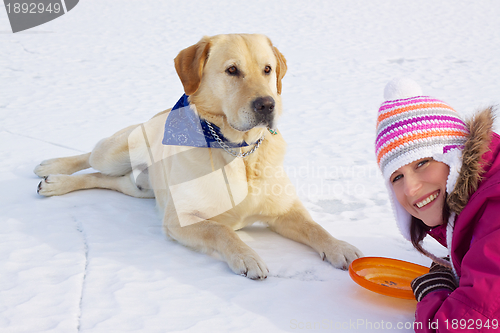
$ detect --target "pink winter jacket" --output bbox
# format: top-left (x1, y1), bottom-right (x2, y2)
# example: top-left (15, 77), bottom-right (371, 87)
top-left (415, 110), bottom-right (500, 332)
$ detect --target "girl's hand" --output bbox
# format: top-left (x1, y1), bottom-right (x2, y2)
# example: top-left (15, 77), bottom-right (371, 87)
top-left (411, 259), bottom-right (457, 302)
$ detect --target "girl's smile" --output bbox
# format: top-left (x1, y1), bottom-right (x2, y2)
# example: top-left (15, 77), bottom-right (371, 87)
top-left (390, 158), bottom-right (450, 227)
top-left (414, 189), bottom-right (440, 209)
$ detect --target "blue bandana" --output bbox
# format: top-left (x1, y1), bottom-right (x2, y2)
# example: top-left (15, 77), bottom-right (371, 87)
top-left (162, 94), bottom-right (251, 148)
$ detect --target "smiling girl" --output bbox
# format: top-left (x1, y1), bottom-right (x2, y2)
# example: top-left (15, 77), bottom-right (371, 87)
top-left (375, 78), bottom-right (500, 332)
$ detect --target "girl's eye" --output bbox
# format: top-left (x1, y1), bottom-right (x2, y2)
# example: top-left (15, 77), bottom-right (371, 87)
top-left (392, 174), bottom-right (403, 183)
top-left (417, 159), bottom-right (430, 168)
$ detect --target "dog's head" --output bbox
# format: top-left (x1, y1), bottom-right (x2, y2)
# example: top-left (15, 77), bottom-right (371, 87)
top-left (174, 34), bottom-right (287, 141)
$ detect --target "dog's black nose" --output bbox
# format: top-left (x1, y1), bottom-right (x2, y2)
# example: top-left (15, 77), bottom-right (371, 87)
top-left (252, 96), bottom-right (275, 115)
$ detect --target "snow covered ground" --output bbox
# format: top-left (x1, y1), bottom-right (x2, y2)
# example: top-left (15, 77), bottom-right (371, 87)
top-left (1, 1), bottom-right (500, 332)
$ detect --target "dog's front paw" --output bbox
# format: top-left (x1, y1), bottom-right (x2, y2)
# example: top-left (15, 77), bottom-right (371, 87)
top-left (227, 249), bottom-right (269, 280)
top-left (320, 240), bottom-right (363, 271)
top-left (37, 174), bottom-right (73, 197)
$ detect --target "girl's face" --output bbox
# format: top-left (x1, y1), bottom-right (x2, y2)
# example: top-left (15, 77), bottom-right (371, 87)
top-left (390, 158), bottom-right (450, 228)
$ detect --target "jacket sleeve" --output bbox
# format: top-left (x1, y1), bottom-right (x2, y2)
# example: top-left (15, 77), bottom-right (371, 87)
top-left (414, 199), bottom-right (500, 333)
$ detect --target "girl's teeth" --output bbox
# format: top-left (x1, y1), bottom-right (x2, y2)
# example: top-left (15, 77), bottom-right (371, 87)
top-left (416, 193), bottom-right (438, 208)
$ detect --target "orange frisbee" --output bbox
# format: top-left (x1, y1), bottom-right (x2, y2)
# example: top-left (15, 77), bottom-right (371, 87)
top-left (349, 257), bottom-right (429, 300)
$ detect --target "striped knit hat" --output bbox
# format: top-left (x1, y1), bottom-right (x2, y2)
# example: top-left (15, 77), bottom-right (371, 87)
top-left (375, 78), bottom-right (469, 240)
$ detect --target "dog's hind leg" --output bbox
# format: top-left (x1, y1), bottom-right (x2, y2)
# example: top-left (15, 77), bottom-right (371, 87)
top-left (34, 153), bottom-right (92, 177)
top-left (87, 124), bottom-right (144, 177)
top-left (35, 123), bottom-right (156, 197)
top-left (37, 171), bottom-right (154, 198)
top-left (34, 124), bottom-right (140, 178)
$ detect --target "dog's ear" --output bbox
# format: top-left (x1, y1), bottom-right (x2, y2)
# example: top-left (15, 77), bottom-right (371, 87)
top-left (271, 45), bottom-right (287, 95)
top-left (174, 37), bottom-right (211, 96)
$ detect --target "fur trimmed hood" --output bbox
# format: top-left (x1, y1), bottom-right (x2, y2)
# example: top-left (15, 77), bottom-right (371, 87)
top-left (423, 106), bottom-right (497, 271)
top-left (413, 107), bottom-right (500, 333)
top-left (447, 106), bottom-right (496, 214)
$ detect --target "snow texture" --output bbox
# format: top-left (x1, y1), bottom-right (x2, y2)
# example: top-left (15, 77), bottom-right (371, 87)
top-left (1, 1), bottom-right (500, 332)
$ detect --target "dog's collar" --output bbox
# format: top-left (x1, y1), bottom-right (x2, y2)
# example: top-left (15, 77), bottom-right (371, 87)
top-left (162, 94), bottom-right (261, 149)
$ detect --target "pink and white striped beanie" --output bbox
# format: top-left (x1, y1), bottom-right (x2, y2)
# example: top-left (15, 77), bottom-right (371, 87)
top-left (375, 78), bottom-right (469, 240)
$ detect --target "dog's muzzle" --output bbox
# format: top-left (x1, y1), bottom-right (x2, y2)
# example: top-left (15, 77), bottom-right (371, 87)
top-left (252, 96), bottom-right (275, 127)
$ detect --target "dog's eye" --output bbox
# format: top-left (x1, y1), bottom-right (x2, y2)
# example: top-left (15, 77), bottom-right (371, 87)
top-left (226, 66), bottom-right (239, 76)
top-left (264, 65), bottom-right (272, 74)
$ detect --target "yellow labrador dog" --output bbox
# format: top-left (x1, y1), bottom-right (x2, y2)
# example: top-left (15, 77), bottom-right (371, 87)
top-left (34, 34), bottom-right (362, 279)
